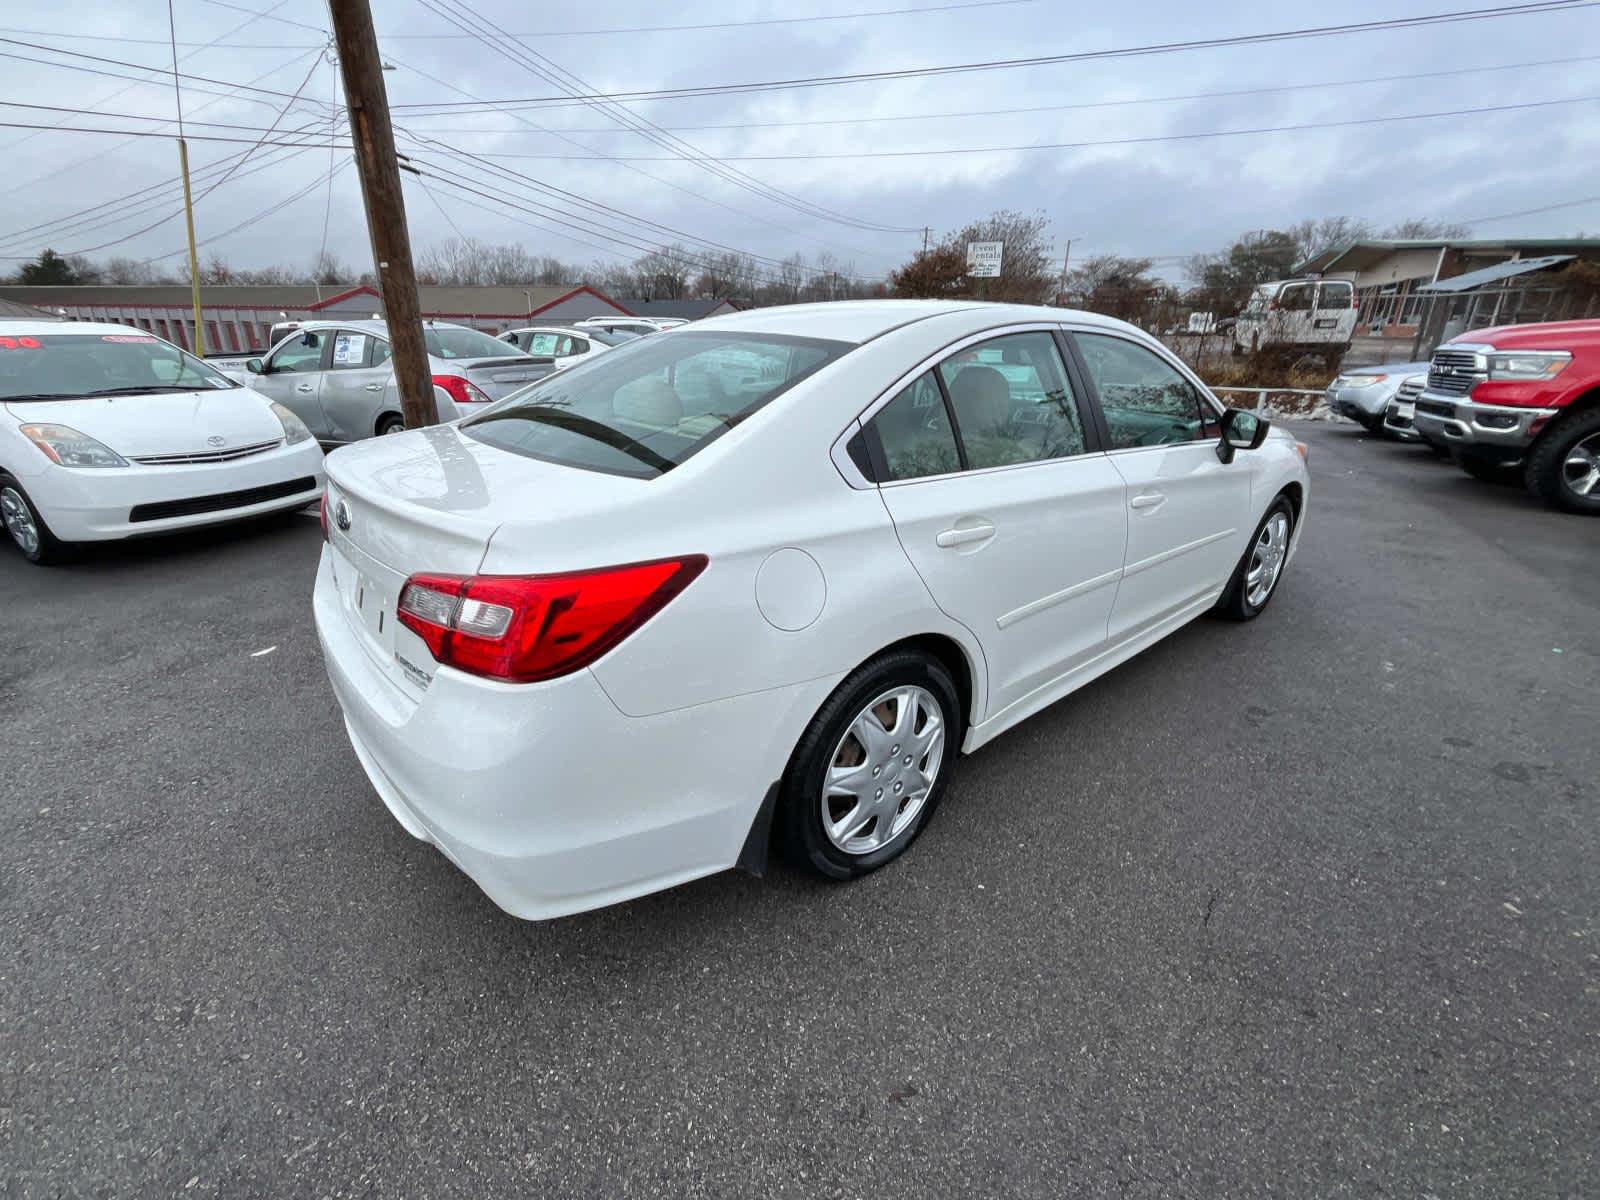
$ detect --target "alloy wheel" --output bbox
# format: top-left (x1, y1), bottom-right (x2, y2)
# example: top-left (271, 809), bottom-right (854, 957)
top-left (820, 685), bottom-right (945, 856)
top-left (1245, 511), bottom-right (1290, 608)
top-left (1, 486), bottom-right (39, 557)
top-left (1562, 432), bottom-right (1600, 498)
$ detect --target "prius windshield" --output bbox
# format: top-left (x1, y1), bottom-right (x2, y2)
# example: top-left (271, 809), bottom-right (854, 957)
top-left (462, 330), bottom-right (849, 478)
top-left (0, 331), bottom-right (238, 400)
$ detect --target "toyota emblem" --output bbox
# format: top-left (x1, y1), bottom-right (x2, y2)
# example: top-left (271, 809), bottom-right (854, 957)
top-left (206, 435), bottom-right (226, 447)
top-left (335, 500), bottom-right (352, 532)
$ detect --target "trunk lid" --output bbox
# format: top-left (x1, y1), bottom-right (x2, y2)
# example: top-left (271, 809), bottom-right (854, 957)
top-left (453, 354), bottom-right (558, 400)
top-left (321, 422), bottom-right (645, 699)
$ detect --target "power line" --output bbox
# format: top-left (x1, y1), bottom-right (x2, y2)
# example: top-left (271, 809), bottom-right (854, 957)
top-left (0, 116), bottom-right (334, 252)
top-left (1455, 193), bottom-right (1600, 224)
top-left (381, 51), bottom-right (909, 267)
top-left (0, 45), bottom-right (326, 200)
top-left (0, 36), bottom-right (341, 103)
top-left (192, 48), bottom-right (327, 202)
top-left (455, 94), bottom-right (1600, 161)
top-left (0, 3), bottom-right (1040, 48)
top-left (0, 121), bottom-right (344, 147)
top-left (393, 1), bottom-right (1600, 112)
top-left (401, 53), bottom-right (1600, 135)
top-left (418, 0), bottom-right (920, 236)
top-left (0, 0), bottom-right (291, 155)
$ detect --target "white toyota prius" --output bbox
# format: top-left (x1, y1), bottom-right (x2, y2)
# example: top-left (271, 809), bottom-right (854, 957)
top-left (315, 301), bottom-right (1309, 919)
top-left (0, 321), bottom-right (325, 564)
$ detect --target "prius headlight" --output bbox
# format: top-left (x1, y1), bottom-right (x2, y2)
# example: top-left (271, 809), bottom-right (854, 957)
top-left (20, 423), bottom-right (128, 468)
top-left (268, 401), bottom-right (314, 445)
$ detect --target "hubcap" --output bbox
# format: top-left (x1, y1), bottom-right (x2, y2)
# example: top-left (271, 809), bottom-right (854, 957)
top-left (1561, 432), bottom-right (1600, 498)
top-left (1, 487), bottom-right (39, 556)
top-left (1245, 511), bottom-right (1290, 608)
top-left (821, 685), bottom-right (945, 856)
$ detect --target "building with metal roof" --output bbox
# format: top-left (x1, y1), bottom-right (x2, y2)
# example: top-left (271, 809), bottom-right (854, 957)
top-left (0, 283), bottom-right (633, 353)
top-left (1294, 237), bottom-right (1600, 350)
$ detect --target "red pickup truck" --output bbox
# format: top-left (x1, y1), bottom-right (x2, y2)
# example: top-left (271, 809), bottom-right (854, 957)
top-left (1413, 319), bottom-right (1600, 514)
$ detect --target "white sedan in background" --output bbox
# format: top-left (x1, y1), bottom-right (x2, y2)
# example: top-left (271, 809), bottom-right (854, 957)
top-left (496, 324), bottom-right (631, 369)
top-left (315, 301), bottom-right (1309, 919)
top-left (0, 321), bottom-right (324, 565)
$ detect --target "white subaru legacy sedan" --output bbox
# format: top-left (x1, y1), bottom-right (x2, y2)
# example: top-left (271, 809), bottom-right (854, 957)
top-left (1, 322), bottom-right (324, 564)
top-left (314, 301), bottom-right (1309, 919)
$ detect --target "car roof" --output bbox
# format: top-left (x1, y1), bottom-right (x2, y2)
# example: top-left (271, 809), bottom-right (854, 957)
top-left (0, 319), bottom-right (156, 337)
top-left (505, 325), bottom-right (591, 336)
top-left (688, 299), bottom-right (1148, 345)
top-left (281, 318), bottom-right (479, 336)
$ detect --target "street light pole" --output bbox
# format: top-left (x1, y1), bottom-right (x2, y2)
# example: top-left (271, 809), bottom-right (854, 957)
top-left (328, 0), bottom-right (437, 429)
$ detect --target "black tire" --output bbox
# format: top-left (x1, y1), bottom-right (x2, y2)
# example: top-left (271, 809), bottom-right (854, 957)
top-left (1213, 496), bottom-right (1295, 622)
top-left (779, 649), bottom-right (961, 881)
top-left (375, 413), bottom-right (405, 437)
top-left (0, 473), bottom-right (71, 565)
top-left (1452, 449), bottom-right (1522, 486)
top-left (1524, 407), bottom-right (1600, 515)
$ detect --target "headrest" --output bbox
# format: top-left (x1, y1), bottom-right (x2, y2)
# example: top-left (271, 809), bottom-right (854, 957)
top-left (947, 365), bottom-right (1010, 434)
top-left (613, 377), bottom-right (683, 427)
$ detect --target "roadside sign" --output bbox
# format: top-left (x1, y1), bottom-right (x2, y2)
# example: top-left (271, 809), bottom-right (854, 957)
top-left (967, 241), bottom-right (1003, 278)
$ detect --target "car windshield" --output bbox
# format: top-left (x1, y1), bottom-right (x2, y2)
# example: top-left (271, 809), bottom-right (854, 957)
top-left (586, 329), bottom-right (637, 347)
top-left (0, 331), bottom-right (238, 400)
top-left (424, 326), bottom-right (519, 360)
top-left (462, 330), bottom-right (850, 478)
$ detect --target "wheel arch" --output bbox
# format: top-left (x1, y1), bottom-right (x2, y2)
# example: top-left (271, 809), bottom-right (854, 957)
top-left (866, 632), bottom-right (982, 745)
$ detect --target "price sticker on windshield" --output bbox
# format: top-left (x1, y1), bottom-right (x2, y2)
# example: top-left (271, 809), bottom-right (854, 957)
top-left (0, 336), bottom-right (43, 349)
top-left (101, 334), bottom-right (157, 344)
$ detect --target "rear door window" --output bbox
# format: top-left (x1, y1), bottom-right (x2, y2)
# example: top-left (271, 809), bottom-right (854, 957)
top-left (1316, 281), bottom-right (1353, 310)
top-left (867, 372), bottom-right (961, 480)
top-left (934, 332), bottom-right (1086, 469)
top-left (329, 330), bottom-right (369, 369)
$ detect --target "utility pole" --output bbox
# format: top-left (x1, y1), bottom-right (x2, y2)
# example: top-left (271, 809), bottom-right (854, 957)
top-left (329, 0), bottom-right (437, 429)
top-left (167, 1), bottom-right (205, 356)
top-left (921, 226), bottom-right (930, 256)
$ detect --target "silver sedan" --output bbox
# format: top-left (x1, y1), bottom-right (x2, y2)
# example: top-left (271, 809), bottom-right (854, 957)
top-left (226, 320), bottom-right (553, 444)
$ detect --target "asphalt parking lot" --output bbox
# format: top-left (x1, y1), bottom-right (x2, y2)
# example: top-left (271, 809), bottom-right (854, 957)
top-left (4, 421), bottom-right (1596, 1198)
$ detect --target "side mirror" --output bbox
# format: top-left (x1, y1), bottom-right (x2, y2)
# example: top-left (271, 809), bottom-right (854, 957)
top-left (1216, 407), bottom-right (1269, 464)
top-left (245, 357), bottom-right (263, 374)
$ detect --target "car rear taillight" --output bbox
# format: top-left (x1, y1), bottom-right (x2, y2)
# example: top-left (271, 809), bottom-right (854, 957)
top-left (319, 491), bottom-right (329, 540)
top-left (432, 374), bottom-right (493, 406)
top-left (396, 556), bottom-right (708, 683)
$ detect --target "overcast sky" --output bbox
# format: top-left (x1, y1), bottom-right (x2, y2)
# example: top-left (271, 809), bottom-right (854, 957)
top-left (3, 0), bottom-right (1600, 285)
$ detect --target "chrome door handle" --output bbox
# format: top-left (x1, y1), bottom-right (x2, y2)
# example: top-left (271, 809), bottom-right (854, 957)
top-left (935, 522), bottom-right (996, 548)
top-left (364, 383), bottom-right (383, 392)
top-left (295, 384), bottom-right (315, 393)
top-left (1129, 492), bottom-right (1166, 510)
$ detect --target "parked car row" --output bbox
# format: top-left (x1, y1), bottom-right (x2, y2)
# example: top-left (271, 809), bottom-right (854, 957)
top-left (1332, 318), bottom-right (1600, 515)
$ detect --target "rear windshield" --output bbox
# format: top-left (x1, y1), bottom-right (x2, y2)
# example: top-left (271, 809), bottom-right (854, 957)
top-left (424, 326), bottom-right (519, 360)
top-left (0, 331), bottom-right (238, 401)
top-left (462, 330), bottom-right (850, 478)
top-left (586, 329), bottom-right (637, 346)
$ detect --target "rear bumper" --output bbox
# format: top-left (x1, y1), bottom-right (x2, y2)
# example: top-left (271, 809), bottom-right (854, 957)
top-left (22, 440), bottom-right (325, 541)
top-left (1412, 391), bottom-right (1557, 454)
top-left (313, 548), bottom-right (836, 920)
